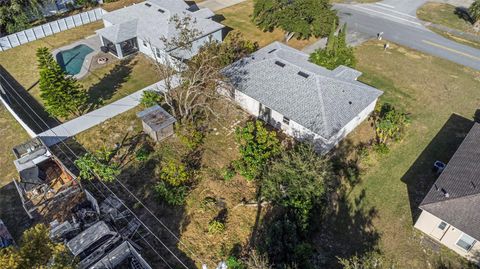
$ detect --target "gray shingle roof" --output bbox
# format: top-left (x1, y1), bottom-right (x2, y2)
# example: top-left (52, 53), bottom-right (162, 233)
top-left (420, 123), bottom-right (480, 240)
top-left (97, 0), bottom-right (223, 50)
top-left (223, 42), bottom-right (383, 139)
top-left (137, 105), bottom-right (176, 131)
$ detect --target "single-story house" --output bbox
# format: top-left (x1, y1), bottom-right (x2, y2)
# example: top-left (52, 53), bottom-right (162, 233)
top-left (415, 123), bottom-right (480, 262)
top-left (42, 0), bottom-right (103, 17)
top-left (222, 42), bottom-right (383, 152)
top-left (95, 0), bottom-right (224, 62)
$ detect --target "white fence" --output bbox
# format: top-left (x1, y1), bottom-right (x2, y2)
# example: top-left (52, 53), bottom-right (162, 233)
top-left (0, 8), bottom-right (106, 52)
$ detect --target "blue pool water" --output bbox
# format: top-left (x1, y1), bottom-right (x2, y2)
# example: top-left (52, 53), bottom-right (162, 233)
top-left (56, 44), bottom-right (94, 76)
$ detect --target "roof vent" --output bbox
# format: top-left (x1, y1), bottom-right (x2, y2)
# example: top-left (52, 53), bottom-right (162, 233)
top-left (297, 71), bottom-right (309, 78)
top-left (145, 3), bottom-right (151, 7)
top-left (471, 181), bottom-right (477, 189)
top-left (268, 49), bottom-right (277, 54)
top-left (348, 101), bottom-right (352, 105)
top-left (275, 61), bottom-right (285, 67)
top-left (158, 8), bottom-right (165, 13)
top-left (440, 188), bottom-right (449, 198)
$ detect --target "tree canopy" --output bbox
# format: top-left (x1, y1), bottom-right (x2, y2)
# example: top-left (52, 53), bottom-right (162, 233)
top-left (470, 0), bottom-right (480, 31)
top-left (0, 224), bottom-right (76, 269)
top-left (253, 0), bottom-right (338, 39)
top-left (36, 47), bottom-right (88, 118)
top-left (261, 142), bottom-right (334, 229)
top-left (0, 0), bottom-right (45, 34)
top-left (234, 120), bottom-right (281, 180)
top-left (310, 22), bottom-right (356, 70)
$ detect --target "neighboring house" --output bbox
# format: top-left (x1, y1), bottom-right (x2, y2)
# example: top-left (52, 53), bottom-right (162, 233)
top-left (95, 0), bottom-right (224, 62)
top-left (222, 42), bottom-right (383, 152)
top-left (42, 0), bottom-right (103, 17)
top-left (415, 123), bottom-right (480, 262)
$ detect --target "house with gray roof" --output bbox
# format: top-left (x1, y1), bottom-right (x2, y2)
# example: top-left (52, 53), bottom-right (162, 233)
top-left (415, 123), bottom-right (480, 262)
top-left (96, 0), bottom-right (224, 61)
top-left (222, 42), bottom-right (383, 152)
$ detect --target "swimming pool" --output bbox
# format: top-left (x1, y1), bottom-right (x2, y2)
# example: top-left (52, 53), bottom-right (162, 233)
top-left (56, 44), bottom-right (94, 76)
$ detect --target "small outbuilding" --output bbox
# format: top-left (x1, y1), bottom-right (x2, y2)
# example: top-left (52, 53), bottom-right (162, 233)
top-left (137, 105), bottom-right (176, 142)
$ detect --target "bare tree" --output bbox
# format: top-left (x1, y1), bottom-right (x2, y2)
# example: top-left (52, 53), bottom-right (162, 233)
top-left (146, 14), bottom-right (226, 124)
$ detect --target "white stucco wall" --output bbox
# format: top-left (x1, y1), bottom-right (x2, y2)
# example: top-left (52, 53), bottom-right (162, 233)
top-left (234, 89), bottom-right (377, 153)
top-left (415, 210), bottom-right (480, 262)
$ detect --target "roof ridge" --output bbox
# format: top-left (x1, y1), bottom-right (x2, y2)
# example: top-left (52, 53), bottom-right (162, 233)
top-left (314, 76), bottom-right (329, 137)
top-left (420, 191), bottom-right (480, 208)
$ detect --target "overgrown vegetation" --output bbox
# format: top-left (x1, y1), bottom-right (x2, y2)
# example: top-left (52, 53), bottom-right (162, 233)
top-left (0, 224), bottom-right (76, 269)
top-left (0, 0), bottom-right (45, 34)
top-left (36, 47), bottom-right (88, 118)
top-left (252, 0), bottom-right (337, 40)
top-left (233, 120), bottom-right (281, 180)
top-left (74, 147), bottom-right (120, 182)
top-left (310, 22), bottom-right (356, 70)
top-left (372, 103), bottom-right (410, 147)
top-left (139, 90), bottom-right (163, 108)
top-left (470, 0), bottom-right (480, 30)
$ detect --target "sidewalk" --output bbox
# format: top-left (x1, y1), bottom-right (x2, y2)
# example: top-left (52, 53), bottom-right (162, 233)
top-left (197, 0), bottom-right (247, 11)
top-left (38, 78), bottom-right (176, 146)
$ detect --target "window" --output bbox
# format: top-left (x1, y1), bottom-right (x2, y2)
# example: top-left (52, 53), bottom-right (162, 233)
top-left (283, 117), bottom-right (290, 125)
top-left (438, 222), bottom-right (447, 230)
top-left (456, 233), bottom-right (476, 251)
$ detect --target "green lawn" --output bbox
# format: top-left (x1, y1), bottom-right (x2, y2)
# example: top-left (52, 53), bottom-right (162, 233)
top-left (216, 0), bottom-right (318, 49)
top-left (0, 106), bottom-right (31, 240)
top-left (417, 2), bottom-right (480, 49)
top-left (345, 40), bottom-right (480, 268)
top-left (0, 20), bottom-right (161, 118)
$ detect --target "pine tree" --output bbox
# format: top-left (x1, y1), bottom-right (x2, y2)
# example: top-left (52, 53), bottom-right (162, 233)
top-left (309, 22), bottom-right (356, 70)
top-left (36, 47), bottom-right (88, 118)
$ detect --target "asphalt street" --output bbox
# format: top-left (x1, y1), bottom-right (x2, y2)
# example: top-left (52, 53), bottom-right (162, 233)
top-left (335, 1), bottom-right (480, 71)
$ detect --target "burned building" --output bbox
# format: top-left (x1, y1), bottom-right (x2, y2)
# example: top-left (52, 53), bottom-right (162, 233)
top-left (12, 138), bottom-right (82, 219)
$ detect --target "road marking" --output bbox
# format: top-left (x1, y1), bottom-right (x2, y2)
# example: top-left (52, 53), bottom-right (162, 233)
top-left (373, 3), bottom-right (418, 19)
top-left (353, 5), bottom-right (422, 27)
top-left (375, 2), bottom-right (395, 9)
top-left (422, 40), bottom-right (480, 61)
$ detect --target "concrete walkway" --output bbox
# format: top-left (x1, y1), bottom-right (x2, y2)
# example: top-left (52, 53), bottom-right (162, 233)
top-left (38, 78), bottom-right (175, 146)
top-left (197, 0), bottom-right (246, 11)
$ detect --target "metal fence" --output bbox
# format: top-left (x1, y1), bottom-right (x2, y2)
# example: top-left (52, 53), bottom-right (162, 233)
top-left (0, 8), bottom-right (106, 52)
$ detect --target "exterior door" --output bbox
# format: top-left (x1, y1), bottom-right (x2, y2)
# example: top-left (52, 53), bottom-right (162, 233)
top-left (259, 104), bottom-right (271, 123)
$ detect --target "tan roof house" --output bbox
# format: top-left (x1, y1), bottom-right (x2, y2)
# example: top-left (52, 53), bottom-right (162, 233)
top-left (414, 123), bottom-right (480, 262)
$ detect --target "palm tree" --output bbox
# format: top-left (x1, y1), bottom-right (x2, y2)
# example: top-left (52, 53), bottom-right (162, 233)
top-left (469, 0), bottom-right (480, 31)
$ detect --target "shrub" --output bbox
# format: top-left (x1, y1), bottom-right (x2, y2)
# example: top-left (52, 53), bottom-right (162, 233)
top-left (208, 220), bottom-right (226, 234)
top-left (373, 103), bottom-right (410, 146)
top-left (234, 120), bottom-right (281, 180)
top-left (154, 181), bottom-right (188, 206)
top-left (226, 256), bottom-right (246, 269)
top-left (221, 166), bottom-right (236, 181)
top-left (74, 152), bottom-right (120, 182)
top-left (159, 159), bottom-right (189, 186)
top-left (135, 146), bottom-right (152, 162)
top-left (140, 90), bottom-right (163, 108)
top-left (176, 124), bottom-right (205, 150)
top-left (373, 143), bottom-right (390, 155)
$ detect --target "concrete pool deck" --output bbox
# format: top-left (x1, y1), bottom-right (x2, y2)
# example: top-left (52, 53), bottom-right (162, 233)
top-left (52, 35), bottom-right (101, 79)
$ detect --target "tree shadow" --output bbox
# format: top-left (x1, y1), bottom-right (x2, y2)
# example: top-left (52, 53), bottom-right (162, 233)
top-left (50, 136), bottom-right (197, 268)
top-left (401, 113), bottom-right (474, 223)
top-left (86, 57), bottom-right (135, 111)
top-left (0, 64), bottom-right (60, 133)
top-left (0, 181), bottom-right (34, 241)
top-left (454, 7), bottom-right (474, 24)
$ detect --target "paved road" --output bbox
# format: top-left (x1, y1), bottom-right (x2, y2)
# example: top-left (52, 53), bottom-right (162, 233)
top-left (38, 78), bottom-right (176, 146)
top-left (335, 2), bottom-right (480, 71)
